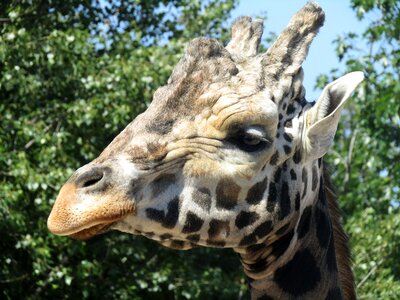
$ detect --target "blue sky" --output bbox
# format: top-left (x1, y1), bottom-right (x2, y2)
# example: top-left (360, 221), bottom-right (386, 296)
top-left (230, 1), bottom-right (368, 100)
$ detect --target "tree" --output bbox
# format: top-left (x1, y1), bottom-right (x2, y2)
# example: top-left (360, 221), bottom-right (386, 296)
top-left (0, 1), bottom-right (246, 299)
top-left (316, 0), bottom-right (400, 298)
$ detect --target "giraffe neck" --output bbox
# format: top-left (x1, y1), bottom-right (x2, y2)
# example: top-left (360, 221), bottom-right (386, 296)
top-left (234, 168), bottom-right (352, 300)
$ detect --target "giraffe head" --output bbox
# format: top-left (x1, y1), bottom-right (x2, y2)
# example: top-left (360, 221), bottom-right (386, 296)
top-left (48, 3), bottom-right (363, 250)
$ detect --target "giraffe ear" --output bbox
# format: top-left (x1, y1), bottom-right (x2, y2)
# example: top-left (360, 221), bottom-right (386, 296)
top-left (303, 72), bottom-right (364, 160)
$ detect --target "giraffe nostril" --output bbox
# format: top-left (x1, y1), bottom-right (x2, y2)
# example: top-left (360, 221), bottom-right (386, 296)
top-left (76, 167), bottom-right (107, 189)
top-left (82, 173), bottom-right (103, 188)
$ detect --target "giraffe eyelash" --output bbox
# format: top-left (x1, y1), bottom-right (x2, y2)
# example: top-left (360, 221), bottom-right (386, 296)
top-left (227, 127), bottom-right (272, 152)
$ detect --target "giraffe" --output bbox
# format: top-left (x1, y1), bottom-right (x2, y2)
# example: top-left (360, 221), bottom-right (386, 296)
top-left (47, 2), bottom-right (364, 299)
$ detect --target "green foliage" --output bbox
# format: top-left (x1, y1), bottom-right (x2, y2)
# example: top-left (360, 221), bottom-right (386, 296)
top-left (316, 0), bottom-right (400, 298)
top-left (0, 1), bottom-right (245, 299)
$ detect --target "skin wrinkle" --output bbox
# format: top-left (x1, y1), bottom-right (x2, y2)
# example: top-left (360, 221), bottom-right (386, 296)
top-left (211, 94), bottom-right (241, 115)
top-left (213, 107), bottom-right (249, 131)
top-left (167, 138), bottom-right (223, 152)
top-left (164, 139), bottom-right (223, 165)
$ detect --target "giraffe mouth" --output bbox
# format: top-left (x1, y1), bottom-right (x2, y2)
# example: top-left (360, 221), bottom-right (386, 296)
top-left (49, 211), bottom-right (136, 240)
top-left (47, 181), bottom-right (137, 240)
top-left (48, 208), bottom-right (136, 240)
top-left (69, 222), bottom-right (114, 240)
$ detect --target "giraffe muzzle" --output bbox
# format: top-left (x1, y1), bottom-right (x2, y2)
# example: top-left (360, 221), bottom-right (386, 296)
top-left (47, 164), bottom-right (136, 239)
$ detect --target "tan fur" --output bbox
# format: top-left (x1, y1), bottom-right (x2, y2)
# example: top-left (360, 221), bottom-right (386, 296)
top-left (262, 3), bottom-right (325, 77)
top-left (47, 182), bottom-right (136, 237)
top-left (324, 166), bottom-right (356, 300)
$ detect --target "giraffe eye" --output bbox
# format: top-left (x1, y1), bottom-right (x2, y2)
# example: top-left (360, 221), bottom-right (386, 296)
top-left (242, 135), bottom-right (262, 146)
top-left (228, 127), bottom-right (271, 152)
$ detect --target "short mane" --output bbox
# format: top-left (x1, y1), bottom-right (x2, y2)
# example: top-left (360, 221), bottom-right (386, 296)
top-left (324, 165), bottom-right (356, 300)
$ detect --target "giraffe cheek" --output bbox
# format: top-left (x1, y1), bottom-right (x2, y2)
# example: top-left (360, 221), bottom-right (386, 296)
top-left (183, 159), bottom-right (220, 178)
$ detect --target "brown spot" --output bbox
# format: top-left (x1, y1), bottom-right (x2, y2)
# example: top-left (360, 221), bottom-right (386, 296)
top-left (286, 103), bottom-right (295, 115)
top-left (283, 132), bottom-right (293, 142)
top-left (266, 182), bottom-right (277, 212)
top-left (239, 220), bottom-right (274, 247)
top-left (283, 145), bottom-right (292, 154)
top-left (192, 188), bottom-right (212, 211)
top-left (146, 118), bottom-right (175, 135)
top-left (215, 178), bottom-right (240, 210)
top-left (290, 169), bottom-right (297, 180)
top-left (271, 229), bottom-right (294, 257)
top-left (253, 220), bottom-right (273, 238)
top-left (293, 149), bottom-right (301, 164)
top-left (146, 208), bottom-right (164, 224)
top-left (274, 249), bottom-right (321, 296)
top-left (246, 257), bottom-right (268, 273)
top-left (297, 206), bottom-right (312, 239)
top-left (160, 233), bottom-right (172, 240)
top-left (151, 174), bottom-right (176, 197)
top-left (208, 219), bottom-right (230, 239)
top-left (162, 197), bottom-right (180, 228)
top-left (147, 142), bottom-right (168, 161)
top-left (206, 239), bottom-right (226, 247)
top-left (145, 197), bottom-right (180, 229)
top-left (182, 211), bottom-right (204, 233)
top-left (239, 234), bottom-right (257, 246)
top-left (295, 192), bottom-right (301, 211)
top-left (315, 206), bottom-right (331, 248)
top-left (235, 211), bottom-right (259, 229)
top-left (274, 168), bottom-right (282, 183)
top-left (245, 177), bottom-right (268, 204)
top-left (312, 165), bottom-right (318, 191)
top-left (279, 181), bottom-right (291, 220)
top-left (186, 234), bottom-right (200, 243)
top-left (246, 242), bottom-right (265, 254)
top-left (270, 152), bottom-right (279, 165)
top-left (275, 223), bottom-right (289, 236)
top-left (301, 168), bottom-right (308, 198)
top-left (169, 240), bottom-right (186, 249)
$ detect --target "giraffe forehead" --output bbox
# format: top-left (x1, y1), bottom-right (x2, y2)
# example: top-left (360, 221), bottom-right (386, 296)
top-left (142, 55), bottom-right (272, 134)
top-left (166, 90), bottom-right (279, 141)
top-left (212, 91), bottom-right (278, 129)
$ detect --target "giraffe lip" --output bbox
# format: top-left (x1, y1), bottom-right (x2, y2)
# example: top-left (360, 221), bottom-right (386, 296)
top-left (69, 222), bottom-right (114, 240)
top-left (49, 209), bottom-right (136, 239)
top-left (63, 211), bottom-right (136, 240)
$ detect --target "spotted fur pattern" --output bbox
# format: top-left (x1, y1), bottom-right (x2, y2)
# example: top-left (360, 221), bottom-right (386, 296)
top-left (48, 3), bottom-right (361, 299)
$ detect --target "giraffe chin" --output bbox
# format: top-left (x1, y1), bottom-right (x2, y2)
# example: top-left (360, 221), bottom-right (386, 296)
top-left (69, 222), bottom-right (114, 240)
